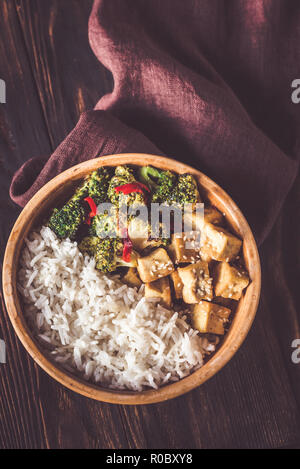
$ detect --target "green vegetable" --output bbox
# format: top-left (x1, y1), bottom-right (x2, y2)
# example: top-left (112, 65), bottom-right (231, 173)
top-left (78, 235), bottom-right (101, 257)
top-left (48, 165), bottom-right (200, 244)
top-left (86, 167), bottom-right (112, 205)
top-left (79, 236), bottom-right (138, 273)
top-left (48, 167), bottom-right (112, 239)
top-left (108, 166), bottom-right (146, 207)
top-left (170, 174), bottom-right (200, 205)
top-left (48, 200), bottom-right (86, 240)
top-left (138, 166), bottom-right (176, 204)
top-left (89, 208), bottom-right (118, 239)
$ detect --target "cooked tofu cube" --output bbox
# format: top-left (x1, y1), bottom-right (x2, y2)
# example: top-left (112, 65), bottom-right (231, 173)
top-left (128, 218), bottom-right (171, 252)
top-left (191, 301), bottom-right (231, 335)
top-left (122, 268), bottom-right (142, 288)
top-left (199, 246), bottom-right (213, 263)
top-left (201, 223), bottom-right (242, 262)
top-left (170, 231), bottom-right (202, 264)
top-left (181, 207), bottom-right (223, 262)
top-left (183, 205), bottom-right (223, 231)
top-left (214, 262), bottom-right (249, 300)
top-left (204, 206), bottom-right (224, 225)
top-left (128, 218), bottom-right (152, 251)
top-left (145, 277), bottom-right (172, 308)
top-left (170, 270), bottom-right (184, 299)
top-left (177, 260), bottom-right (213, 303)
top-left (182, 202), bottom-right (204, 232)
top-left (137, 248), bottom-right (174, 283)
top-left (167, 240), bottom-right (177, 263)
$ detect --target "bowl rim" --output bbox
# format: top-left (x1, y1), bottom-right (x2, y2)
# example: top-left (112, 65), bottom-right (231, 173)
top-left (2, 153), bottom-right (261, 405)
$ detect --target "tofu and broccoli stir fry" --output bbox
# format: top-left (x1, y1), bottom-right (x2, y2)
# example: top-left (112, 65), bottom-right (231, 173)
top-left (48, 164), bottom-right (250, 338)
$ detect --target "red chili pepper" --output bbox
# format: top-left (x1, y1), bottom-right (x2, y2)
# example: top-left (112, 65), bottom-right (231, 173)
top-left (114, 182), bottom-right (150, 195)
top-left (121, 228), bottom-right (133, 262)
top-left (84, 196), bottom-right (97, 224)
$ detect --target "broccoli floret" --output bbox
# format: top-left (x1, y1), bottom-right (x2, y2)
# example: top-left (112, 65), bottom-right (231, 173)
top-left (48, 167), bottom-right (113, 240)
top-left (170, 174), bottom-right (200, 205)
top-left (108, 165), bottom-right (146, 207)
top-left (138, 166), bottom-right (176, 204)
top-left (139, 167), bottom-right (199, 206)
top-left (108, 166), bottom-right (135, 202)
top-left (89, 210), bottom-right (118, 238)
top-left (71, 167), bottom-right (112, 204)
top-left (78, 235), bottom-right (101, 256)
top-left (87, 167), bottom-right (112, 204)
top-left (79, 236), bottom-right (137, 273)
top-left (48, 200), bottom-right (86, 240)
top-left (72, 180), bottom-right (89, 202)
top-left (115, 165), bottom-right (135, 180)
top-left (94, 238), bottom-right (120, 272)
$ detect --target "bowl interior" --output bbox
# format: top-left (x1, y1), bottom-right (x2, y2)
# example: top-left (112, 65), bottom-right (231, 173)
top-left (3, 154), bottom-right (261, 404)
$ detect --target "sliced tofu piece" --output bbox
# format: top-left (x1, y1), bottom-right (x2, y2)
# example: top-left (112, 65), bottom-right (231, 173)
top-left (183, 204), bottom-right (223, 231)
top-left (214, 262), bottom-right (249, 300)
top-left (177, 260), bottom-right (213, 303)
top-left (145, 277), bottom-right (172, 308)
top-left (128, 218), bottom-right (151, 251)
top-left (170, 270), bottom-right (184, 299)
top-left (201, 223), bottom-right (242, 262)
top-left (170, 231), bottom-right (202, 264)
top-left (191, 301), bottom-right (231, 335)
top-left (128, 218), bottom-right (170, 252)
top-left (182, 202), bottom-right (203, 232)
top-left (181, 206), bottom-right (223, 263)
top-left (199, 246), bottom-right (213, 264)
top-left (167, 240), bottom-right (177, 263)
top-left (204, 206), bottom-right (224, 225)
top-left (137, 248), bottom-right (174, 283)
top-left (122, 268), bottom-right (142, 288)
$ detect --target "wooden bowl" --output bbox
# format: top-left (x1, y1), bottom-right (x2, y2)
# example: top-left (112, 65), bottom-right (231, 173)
top-left (2, 154), bottom-right (261, 404)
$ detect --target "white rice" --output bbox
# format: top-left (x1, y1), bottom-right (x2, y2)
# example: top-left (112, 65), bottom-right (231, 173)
top-left (18, 226), bottom-right (213, 391)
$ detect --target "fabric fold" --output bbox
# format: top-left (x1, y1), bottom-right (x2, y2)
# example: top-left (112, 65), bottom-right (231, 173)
top-left (10, 0), bottom-right (300, 245)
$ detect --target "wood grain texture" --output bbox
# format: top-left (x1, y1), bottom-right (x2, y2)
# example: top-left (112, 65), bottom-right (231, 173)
top-left (0, 0), bottom-right (300, 449)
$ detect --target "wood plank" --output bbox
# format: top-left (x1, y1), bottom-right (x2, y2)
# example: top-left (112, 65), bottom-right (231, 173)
top-left (0, 0), bottom-right (52, 449)
top-left (15, 0), bottom-right (112, 147)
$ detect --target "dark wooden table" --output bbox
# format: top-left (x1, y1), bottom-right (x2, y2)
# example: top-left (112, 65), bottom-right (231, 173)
top-left (0, 0), bottom-right (300, 449)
